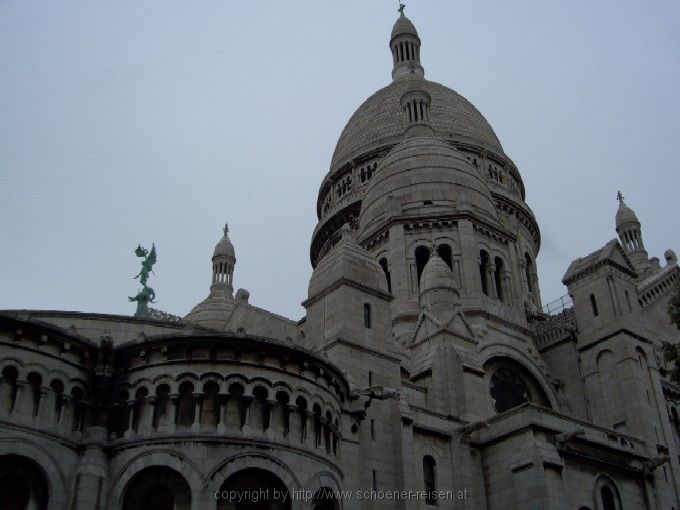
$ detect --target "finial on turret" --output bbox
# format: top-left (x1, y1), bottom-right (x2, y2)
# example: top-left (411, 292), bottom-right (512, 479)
top-left (398, 3), bottom-right (406, 15)
top-left (617, 191), bottom-right (624, 204)
top-left (223, 223), bottom-right (229, 236)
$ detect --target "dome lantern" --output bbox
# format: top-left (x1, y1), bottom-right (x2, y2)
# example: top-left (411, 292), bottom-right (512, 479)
top-left (400, 77), bottom-right (433, 138)
top-left (211, 223), bottom-right (236, 298)
top-left (390, 4), bottom-right (424, 82)
top-left (615, 191), bottom-right (645, 254)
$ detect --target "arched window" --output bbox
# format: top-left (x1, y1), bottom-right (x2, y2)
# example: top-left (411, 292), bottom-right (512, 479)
top-left (423, 456), bottom-right (436, 505)
top-left (26, 372), bottom-right (42, 417)
top-left (201, 381), bottom-right (220, 429)
top-left (437, 244), bottom-right (453, 269)
top-left (177, 381), bottom-right (195, 428)
top-left (132, 387), bottom-right (148, 432)
top-left (50, 379), bottom-right (64, 424)
top-left (71, 387), bottom-right (85, 432)
top-left (479, 250), bottom-right (490, 296)
top-left (312, 487), bottom-right (340, 510)
top-left (486, 357), bottom-right (552, 413)
top-left (590, 294), bottom-right (599, 317)
top-left (595, 475), bottom-right (621, 510)
top-left (601, 486), bottom-right (616, 510)
top-left (524, 253), bottom-right (534, 293)
top-left (494, 257), bottom-right (504, 302)
top-left (363, 303), bottom-right (372, 329)
top-left (153, 384), bottom-right (171, 429)
top-left (123, 466), bottom-right (191, 510)
top-left (0, 366), bottom-right (18, 414)
top-left (379, 257), bottom-right (392, 293)
top-left (0, 455), bottom-right (49, 510)
top-left (415, 245), bottom-right (431, 286)
top-left (218, 469), bottom-right (291, 510)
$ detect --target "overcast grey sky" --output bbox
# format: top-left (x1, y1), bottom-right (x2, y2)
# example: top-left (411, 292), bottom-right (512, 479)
top-left (1, 1), bottom-right (679, 320)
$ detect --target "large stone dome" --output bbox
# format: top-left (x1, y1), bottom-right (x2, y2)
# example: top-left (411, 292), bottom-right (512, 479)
top-left (330, 80), bottom-right (504, 172)
top-left (359, 136), bottom-right (498, 237)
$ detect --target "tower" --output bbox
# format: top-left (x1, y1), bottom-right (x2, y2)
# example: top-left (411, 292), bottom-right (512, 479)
top-left (615, 191), bottom-right (651, 276)
top-left (211, 223), bottom-right (236, 298)
top-left (184, 223), bottom-right (237, 328)
top-left (390, 5), bottom-right (424, 82)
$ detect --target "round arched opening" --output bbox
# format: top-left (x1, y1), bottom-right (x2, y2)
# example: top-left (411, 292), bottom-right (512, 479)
top-left (484, 357), bottom-right (551, 414)
top-left (0, 455), bottom-right (49, 510)
top-left (217, 468), bottom-right (291, 510)
top-left (122, 466), bottom-right (191, 510)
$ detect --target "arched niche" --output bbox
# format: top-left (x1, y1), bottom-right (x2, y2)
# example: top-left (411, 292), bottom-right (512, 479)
top-left (122, 466), bottom-right (191, 510)
top-left (484, 356), bottom-right (552, 414)
top-left (217, 468), bottom-right (291, 510)
top-left (0, 455), bottom-right (49, 510)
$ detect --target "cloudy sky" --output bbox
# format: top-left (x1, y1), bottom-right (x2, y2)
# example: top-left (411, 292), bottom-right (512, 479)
top-left (1, 1), bottom-right (679, 320)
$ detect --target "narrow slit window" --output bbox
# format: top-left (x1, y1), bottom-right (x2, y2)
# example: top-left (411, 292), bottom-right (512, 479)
top-left (590, 294), bottom-right (599, 317)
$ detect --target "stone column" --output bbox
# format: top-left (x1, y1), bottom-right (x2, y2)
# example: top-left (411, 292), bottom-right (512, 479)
top-left (285, 404), bottom-right (297, 441)
top-left (264, 399), bottom-right (276, 438)
top-left (217, 395), bottom-right (228, 434)
top-left (58, 394), bottom-right (73, 430)
top-left (124, 400), bottom-right (136, 439)
top-left (169, 394), bottom-right (179, 433)
top-left (487, 263), bottom-right (497, 299)
top-left (10, 380), bottom-right (26, 420)
top-left (303, 410), bottom-right (315, 449)
top-left (319, 417), bottom-right (328, 452)
top-left (191, 393), bottom-right (203, 433)
top-left (35, 386), bottom-right (49, 423)
top-left (143, 396), bottom-right (156, 434)
top-left (241, 395), bottom-right (253, 434)
top-left (70, 428), bottom-right (109, 510)
top-left (503, 271), bottom-right (514, 305)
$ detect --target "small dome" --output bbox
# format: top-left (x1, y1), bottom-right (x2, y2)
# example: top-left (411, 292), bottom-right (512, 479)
top-left (308, 225), bottom-right (388, 298)
top-left (185, 294), bottom-right (235, 329)
top-left (358, 137), bottom-right (497, 236)
top-left (214, 224), bottom-right (235, 259)
top-left (419, 252), bottom-right (459, 312)
top-left (615, 203), bottom-right (639, 228)
top-left (615, 192), bottom-right (640, 229)
top-left (391, 13), bottom-right (418, 40)
top-left (420, 253), bottom-right (455, 295)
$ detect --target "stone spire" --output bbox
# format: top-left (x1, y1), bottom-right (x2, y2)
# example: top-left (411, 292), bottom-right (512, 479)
top-left (390, 4), bottom-right (424, 82)
top-left (615, 192), bottom-right (649, 273)
top-left (210, 223), bottom-right (236, 298)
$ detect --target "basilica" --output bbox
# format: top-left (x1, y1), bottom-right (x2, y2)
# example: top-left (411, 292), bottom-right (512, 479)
top-left (1, 9), bottom-right (679, 510)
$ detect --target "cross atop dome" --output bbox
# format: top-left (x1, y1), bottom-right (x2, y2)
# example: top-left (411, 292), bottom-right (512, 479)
top-left (617, 190), bottom-right (625, 204)
top-left (398, 3), bottom-right (406, 15)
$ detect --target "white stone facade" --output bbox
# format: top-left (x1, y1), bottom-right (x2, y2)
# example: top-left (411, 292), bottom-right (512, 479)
top-left (1, 10), bottom-right (679, 510)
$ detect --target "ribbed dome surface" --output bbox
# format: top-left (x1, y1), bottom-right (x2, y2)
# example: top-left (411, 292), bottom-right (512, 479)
top-left (213, 234), bottom-right (235, 258)
top-left (420, 254), bottom-right (455, 294)
top-left (391, 14), bottom-right (418, 39)
top-left (615, 202), bottom-right (639, 228)
top-left (331, 80), bottom-right (503, 172)
top-left (359, 137), bottom-right (498, 236)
